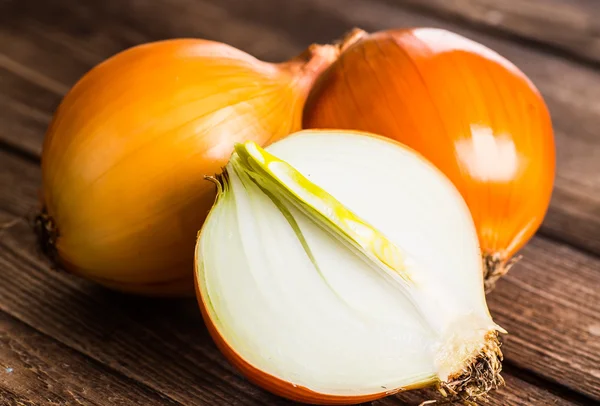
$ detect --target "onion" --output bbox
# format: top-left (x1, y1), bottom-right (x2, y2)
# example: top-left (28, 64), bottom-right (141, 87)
top-left (195, 130), bottom-right (505, 404)
top-left (303, 28), bottom-right (556, 290)
top-left (37, 38), bottom-right (338, 295)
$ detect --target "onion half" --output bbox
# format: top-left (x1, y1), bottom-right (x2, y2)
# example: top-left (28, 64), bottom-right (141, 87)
top-left (195, 130), bottom-right (504, 404)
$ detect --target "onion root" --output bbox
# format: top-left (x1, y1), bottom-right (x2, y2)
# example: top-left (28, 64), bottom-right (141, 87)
top-left (34, 208), bottom-right (59, 267)
top-left (484, 253), bottom-right (522, 292)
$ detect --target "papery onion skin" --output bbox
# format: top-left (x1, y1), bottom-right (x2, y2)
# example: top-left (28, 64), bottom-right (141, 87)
top-left (38, 38), bottom-right (337, 296)
top-left (303, 28), bottom-right (555, 289)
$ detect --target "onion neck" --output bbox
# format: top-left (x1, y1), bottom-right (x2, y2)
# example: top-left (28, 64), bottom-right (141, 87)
top-left (34, 208), bottom-right (59, 265)
top-left (335, 28), bottom-right (368, 53)
top-left (483, 252), bottom-right (521, 293)
top-left (278, 44), bottom-right (339, 94)
top-left (276, 29), bottom-right (367, 95)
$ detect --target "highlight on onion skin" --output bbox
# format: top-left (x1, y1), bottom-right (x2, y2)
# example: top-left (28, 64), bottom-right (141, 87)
top-left (36, 38), bottom-right (338, 296)
top-left (303, 28), bottom-right (556, 291)
top-left (195, 130), bottom-right (505, 404)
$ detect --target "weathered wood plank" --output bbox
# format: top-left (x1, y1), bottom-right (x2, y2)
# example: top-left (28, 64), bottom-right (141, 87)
top-left (391, 0), bottom-right (600, 64)
top-left (0, 312), bottom-right (180, 406)
top-left (0, 387), bottom-right (37, 406)
top-left (0, 256), bottom-right (283, 404)
top-left (0, 68), bottom-right (61, 156)
top-left (2, 0), bottom-right (599, 256)
top-left (490, 239), bottom-right (600, 399)
top-left (0, 144), bottom-right (596, 403)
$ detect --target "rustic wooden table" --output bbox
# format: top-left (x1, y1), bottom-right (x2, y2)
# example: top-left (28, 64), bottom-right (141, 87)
top-left (1, 0), bottom-right (599, 405)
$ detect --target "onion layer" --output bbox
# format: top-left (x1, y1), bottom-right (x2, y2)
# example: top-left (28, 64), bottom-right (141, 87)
top-left (304, 28), bottom-right (556, 290)
top-left (196, 130), bottom-right (504, 404)
top-left (37, 38), bottom-right (337, 295)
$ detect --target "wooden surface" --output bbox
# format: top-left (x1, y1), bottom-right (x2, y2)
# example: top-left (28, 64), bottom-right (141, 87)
top-left (1, 0), bottom-right (599, 404)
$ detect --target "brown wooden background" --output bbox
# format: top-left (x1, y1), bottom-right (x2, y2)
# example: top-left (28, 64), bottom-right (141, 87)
top-left (1, 0), bottom-right (599, 405)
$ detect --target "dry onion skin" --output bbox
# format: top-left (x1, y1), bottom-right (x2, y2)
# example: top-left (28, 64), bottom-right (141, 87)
top-left (195, 130), bottom-right (505, 404)
top-left (37, 38), bottom-right (338, 295)
top-left (304, 28), bottom-right (556, 290)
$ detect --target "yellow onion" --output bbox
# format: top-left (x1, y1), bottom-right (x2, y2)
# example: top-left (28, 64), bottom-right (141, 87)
top-left (37, 38), bottom-right (338, 295)
top-left (303, 28), bottom-right (555, 290)
top-left (196, 130), bottom-right (505, 404)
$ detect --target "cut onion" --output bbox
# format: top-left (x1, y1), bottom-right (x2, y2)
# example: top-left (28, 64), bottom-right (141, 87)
top-left (195, 129), bottom-right (504, 404)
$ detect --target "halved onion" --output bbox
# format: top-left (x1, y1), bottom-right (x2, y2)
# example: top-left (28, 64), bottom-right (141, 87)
top-left (195, 130), bottom-right (504, 404)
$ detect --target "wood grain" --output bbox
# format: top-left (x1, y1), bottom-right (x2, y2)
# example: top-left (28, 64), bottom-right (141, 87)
top-left (391, 0), bottom-right (600, 64)
top-left (0, 148), bottom-right (595, 403)
top-left (0, 312), bottom-right (180, 406)
top-left (0, 67), bottom-right (60, 156)
top-left (491, 239), bottom-right (600, 399)
top-left (1, 0), bottom-right (599, 256)
top-left (0, 388), bottom-right (38, 406)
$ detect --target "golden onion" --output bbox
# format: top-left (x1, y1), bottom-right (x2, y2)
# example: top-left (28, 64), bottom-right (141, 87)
top-left (37, 38), bottom-right (337, 295)
top-left (304, 28), bottom-right (555, 290)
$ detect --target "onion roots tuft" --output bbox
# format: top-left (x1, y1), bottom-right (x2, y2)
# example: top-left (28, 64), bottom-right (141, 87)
top-left (483, 253), bottom-right (522, 293)
top-left (34, 209), bottom-right (59, 266)
top-left (439, 331), bottom-right (504, 404)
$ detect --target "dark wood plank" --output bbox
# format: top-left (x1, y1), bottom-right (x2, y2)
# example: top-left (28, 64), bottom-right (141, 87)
top-left (0, 146), bottom-right (594, 404)
top-left (0, 69), bottom-right (61, 156)
top-left (1, 0), bottom-right (600, 256)
top-left (0, 387), bottom-right (39, 406)
top-left (380, 372), bottom-right (589, 406)
top-left (490, 239), bottom-right (600, 399)
top-left (391, 0), bottom-right (600, 64)
top-left (0, 312), bottom-right (180, 406)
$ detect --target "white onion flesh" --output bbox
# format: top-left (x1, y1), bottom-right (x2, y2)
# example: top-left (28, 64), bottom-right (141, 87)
top-left (196, 130), bottom-right (503, 397)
